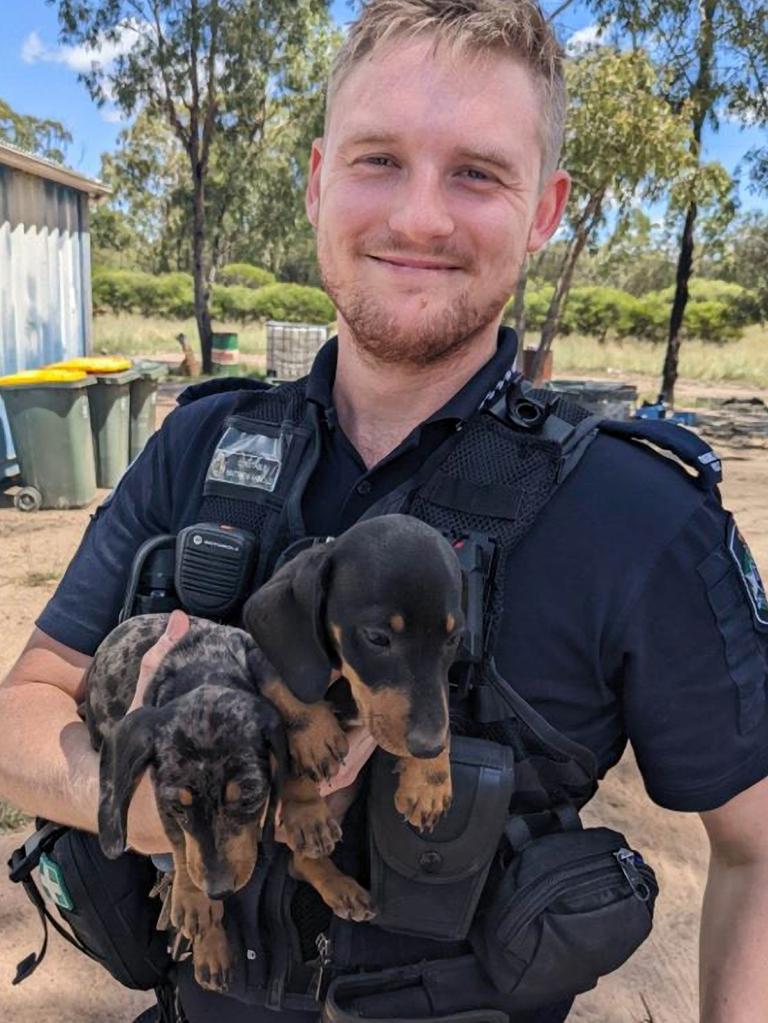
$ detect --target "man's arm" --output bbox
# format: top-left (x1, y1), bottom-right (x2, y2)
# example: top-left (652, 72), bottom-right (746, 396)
top-left (699, 776), bottom-right (768, 1022)
top-left (0, 628), bottom-right (169, 854)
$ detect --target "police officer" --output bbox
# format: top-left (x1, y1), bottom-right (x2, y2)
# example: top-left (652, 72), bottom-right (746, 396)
top-left (3, 2), bottom-right (768, 1022)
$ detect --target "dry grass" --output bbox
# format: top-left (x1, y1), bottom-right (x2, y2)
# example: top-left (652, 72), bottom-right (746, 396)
top-left (93, 313), bottom-right (267, 358)
top-left (93, 314), bottom-right (768, 390)
top-left (536, 323), bottom-right (768, 390)
top-left (0, 801), bottom-right (30, 833)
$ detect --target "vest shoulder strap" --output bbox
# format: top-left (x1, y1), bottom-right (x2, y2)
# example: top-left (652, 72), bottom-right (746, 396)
top-left (598, 418), bottom-right (722, 490)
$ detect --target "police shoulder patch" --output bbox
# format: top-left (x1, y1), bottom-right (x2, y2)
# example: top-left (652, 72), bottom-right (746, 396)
top-left (728, 518), bottom-right (768, 628)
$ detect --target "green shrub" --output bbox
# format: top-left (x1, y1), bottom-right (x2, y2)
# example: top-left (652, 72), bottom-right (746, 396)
top-left (219, 263), bottom-right (277, 289)
top-left (683, 300), bottom-right (742, 342)
top-left (566, 286), bottom-right (637, 341)
top-left (250, 283), bottom-right (335, 324)
top-left (92, 269), bottom-right (194, 318)
top-left (210, 284), bottom-right (259, 323)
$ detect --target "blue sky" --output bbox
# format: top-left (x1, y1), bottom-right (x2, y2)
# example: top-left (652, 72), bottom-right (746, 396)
top-left (0, 0), bottom-right (764, 214)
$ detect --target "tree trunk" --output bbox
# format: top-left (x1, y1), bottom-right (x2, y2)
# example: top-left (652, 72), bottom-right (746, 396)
top-left (511, 260), bottom-right (528, 348)
top-left (659, 201), bottom-right (697, 405)
top-left (192, 160), bottom-right (213, 373)
top-left (533, 188), bottom-right (605, 380)
top-left (658, 0), bottom-right (717, 406)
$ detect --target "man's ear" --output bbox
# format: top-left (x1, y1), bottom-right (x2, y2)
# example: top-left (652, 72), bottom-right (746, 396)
top-left (305, 138), bottom-right (324, 228)
top-left (242, 543), bottom-right (335, 704)
top-left (527, 169), bottom-right (571, 254)
top-left (97, 707), bottom-right (161, 859)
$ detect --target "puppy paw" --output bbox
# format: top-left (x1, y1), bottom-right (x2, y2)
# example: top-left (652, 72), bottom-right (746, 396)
top-left (280, 798), bottom-right (342, 859)
top-left (171, 885), bottom-right (224, 939)
top-left (394, 756), bottom-right (452, 832)
top-left (322, 877), bottom-right (377, 922)
top-left (193, 924), bottom-right (232, 993)
top-left (289, 713), bottom-right (349, 783)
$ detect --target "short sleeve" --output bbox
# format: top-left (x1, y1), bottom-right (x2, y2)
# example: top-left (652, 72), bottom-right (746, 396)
top-left (36, 418), bottom-right (176, 655)
top-left (621, 495), bottom-right (768, 812)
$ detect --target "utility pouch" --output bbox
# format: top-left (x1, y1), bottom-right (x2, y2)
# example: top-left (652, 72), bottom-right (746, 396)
top-left (368, 736), bottom-right (515, 941)
top-left (8, 821), bottom-right (171, 990)
top-left (471, 825), bottom-right (658, 1009)
top-left (322, 958), bottom-right (510, 1023)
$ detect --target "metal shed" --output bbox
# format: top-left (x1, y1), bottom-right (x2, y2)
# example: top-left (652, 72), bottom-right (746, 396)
top-left (0, 141), bottom-right (109, 474)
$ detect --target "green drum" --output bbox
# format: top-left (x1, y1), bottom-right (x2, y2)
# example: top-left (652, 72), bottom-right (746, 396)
top-left (211, 332), bottom-right (240, 377)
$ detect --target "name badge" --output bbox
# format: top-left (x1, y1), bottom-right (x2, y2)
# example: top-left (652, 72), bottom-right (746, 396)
top-left (206, 426), bottom-right (286, 493)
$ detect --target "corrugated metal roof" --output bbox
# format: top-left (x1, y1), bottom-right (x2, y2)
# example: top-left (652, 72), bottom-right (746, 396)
top-left (0, 140), bottom-right (111, 197)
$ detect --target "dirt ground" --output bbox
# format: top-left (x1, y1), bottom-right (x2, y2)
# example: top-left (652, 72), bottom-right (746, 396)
top-left (0, 372), bottom-right (766, 1023)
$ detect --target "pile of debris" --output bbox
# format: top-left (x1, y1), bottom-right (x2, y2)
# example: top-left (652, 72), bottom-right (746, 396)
top-left (694, 397), bottom-right (768, 446)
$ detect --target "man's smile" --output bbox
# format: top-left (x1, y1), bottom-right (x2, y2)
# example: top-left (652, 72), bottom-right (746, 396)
top-left (367, 254), bottom-right (463, 274)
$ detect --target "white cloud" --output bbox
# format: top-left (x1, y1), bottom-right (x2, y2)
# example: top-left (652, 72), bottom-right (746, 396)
top-left (101, 107), bottom-right (126, 125)
top-left (566, 23), bottom-right (605, 54)
top-left (21, 22), bottom-right (145, 74)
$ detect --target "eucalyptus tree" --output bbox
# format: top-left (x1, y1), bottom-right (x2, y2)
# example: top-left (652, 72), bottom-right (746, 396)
top-left (532, 47), bottom-right (697, 378)
top-left (55, 0), bottom-right (338, 371)
top-left (0, 98), bottom-right (71, 162)
top-left (589, 0), bottom-right (767, 403)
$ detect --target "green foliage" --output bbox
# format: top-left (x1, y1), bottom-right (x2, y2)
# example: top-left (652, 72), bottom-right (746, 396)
top-left (93, 270), bottom-right (333, 324)
top-left (250, 283), bottom-right (335, 323)
top-left (0, 98), bottom-right (71, 162)
top-left (218, 263), bottom-right (276, 289)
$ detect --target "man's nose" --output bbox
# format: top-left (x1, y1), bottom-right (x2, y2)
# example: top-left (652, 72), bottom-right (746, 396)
top-left (387, 169), bottom-right (455, 244)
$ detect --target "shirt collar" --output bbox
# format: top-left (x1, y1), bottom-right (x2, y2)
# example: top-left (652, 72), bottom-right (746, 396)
top-left (306, 326), bottom-right (519, 424)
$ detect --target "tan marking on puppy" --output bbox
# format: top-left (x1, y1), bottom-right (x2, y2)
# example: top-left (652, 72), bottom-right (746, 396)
top-left (279, 774), bottom-right (343, 859)
top-left (262, 677), bottom-right (348, 780)
top-left (446, 613), bottom-right (455, 633)
top-left (224, 780), bottom-right (241, 803)
top-left (192, 922), bottom-right (232, 992)
top-left (390, 614), bottom-right (405, 632)
top-left (179, 787), bottom-right (194, 807)
top-left (223, 820), bottom-right (262, 890)
top-left (170, 844), bottom-right (224, 939)
top-left (292, 852), bottom-right (376, 922)
top-left (395, 747), bottom-right (453, 832)
top-left (183, 831), bottom-right (206, 893)
top-left (339, 654), bottom-right (413, 757)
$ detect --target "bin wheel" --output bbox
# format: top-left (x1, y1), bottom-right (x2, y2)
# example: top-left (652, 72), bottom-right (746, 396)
top-left (15, 486), bottom-right (42, 512)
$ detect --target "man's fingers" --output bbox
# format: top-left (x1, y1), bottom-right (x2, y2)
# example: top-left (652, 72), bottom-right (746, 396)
top-left (131, 610), bottom-right (191, 711)
top-left (317, 726), bottom-right (376, 797)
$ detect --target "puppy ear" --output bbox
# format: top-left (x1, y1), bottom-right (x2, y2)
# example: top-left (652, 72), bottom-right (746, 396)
top-left (242, 543), bottom-right (335, 703)
top-left (97, 707), bottom-right (159, 859)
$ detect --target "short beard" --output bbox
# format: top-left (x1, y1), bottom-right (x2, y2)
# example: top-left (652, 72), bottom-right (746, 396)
top-left (320, 259), bottom-right (512, 369)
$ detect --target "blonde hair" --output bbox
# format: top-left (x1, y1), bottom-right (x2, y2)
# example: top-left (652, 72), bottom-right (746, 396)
top-left (325, 0), bottom-right (566, 178)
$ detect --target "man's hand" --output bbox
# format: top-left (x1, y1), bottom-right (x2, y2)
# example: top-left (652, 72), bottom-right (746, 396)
top-left (128, 609), bottom-right (190, 714)
top-left (125, 611), bottom-right (190, 854)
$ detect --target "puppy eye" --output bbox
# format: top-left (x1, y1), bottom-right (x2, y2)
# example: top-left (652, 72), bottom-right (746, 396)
top-left (445, 632), bottom-right (462, 647)
top-left (362, 628), bottom-right (391, 648)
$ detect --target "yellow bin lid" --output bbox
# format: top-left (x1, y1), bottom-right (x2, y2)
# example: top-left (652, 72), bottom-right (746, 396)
top-left (48, 356), bottom-right (132, 374)
top-left (0, 368), bottom-right (88, 386)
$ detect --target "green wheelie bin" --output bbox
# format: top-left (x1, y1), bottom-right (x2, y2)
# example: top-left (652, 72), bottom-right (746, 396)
top-left (0, 370), bottom-right (97, 511)
top-left (129, 360), bottom-right (169, 461)
top-left (86, 367), bottom-right (140, 488)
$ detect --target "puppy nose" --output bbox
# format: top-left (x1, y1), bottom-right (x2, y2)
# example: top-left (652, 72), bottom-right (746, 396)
top-left (207, 885), bottom-right (234, 901)
top-left (406, 736), bottom-right (445, 759)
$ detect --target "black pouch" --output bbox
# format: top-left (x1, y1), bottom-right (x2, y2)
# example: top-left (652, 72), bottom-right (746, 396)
top-left (8, 821), bottom-right (172, 990)
top-left (471, 825), bottom-right (657, 1009)
top-left (368, 736), bottom-right (515, 941)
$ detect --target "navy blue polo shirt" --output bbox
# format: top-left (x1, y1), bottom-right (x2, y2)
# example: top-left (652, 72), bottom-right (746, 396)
top-left (39, 329), bottom-right (768, 815)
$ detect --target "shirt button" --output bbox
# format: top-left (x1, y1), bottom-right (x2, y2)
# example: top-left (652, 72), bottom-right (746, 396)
top-left (356, 480), bottom-right (372, 495)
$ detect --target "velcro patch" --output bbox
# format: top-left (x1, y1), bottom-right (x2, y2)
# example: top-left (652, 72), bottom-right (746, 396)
top-left (728, 519), bottom-right (768, 628)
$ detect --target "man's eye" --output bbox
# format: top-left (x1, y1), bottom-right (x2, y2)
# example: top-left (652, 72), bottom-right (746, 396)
top-left (460, 168), bottom-right (492, 182)
top-left (362, 155), bottom-right (395, 167)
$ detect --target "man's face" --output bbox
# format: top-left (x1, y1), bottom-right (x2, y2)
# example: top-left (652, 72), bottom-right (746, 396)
top-left (306, 36), bottom-right (569, 366)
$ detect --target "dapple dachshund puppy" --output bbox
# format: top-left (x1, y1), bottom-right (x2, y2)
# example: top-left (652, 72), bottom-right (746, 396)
top-left (242, 514), bottom-right (466, 869)
top-left (85, 615), bottom-right (374, 993)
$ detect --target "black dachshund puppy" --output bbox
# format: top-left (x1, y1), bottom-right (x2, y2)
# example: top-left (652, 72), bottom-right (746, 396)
top-left (242, 514), bottom-right (465, 860)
